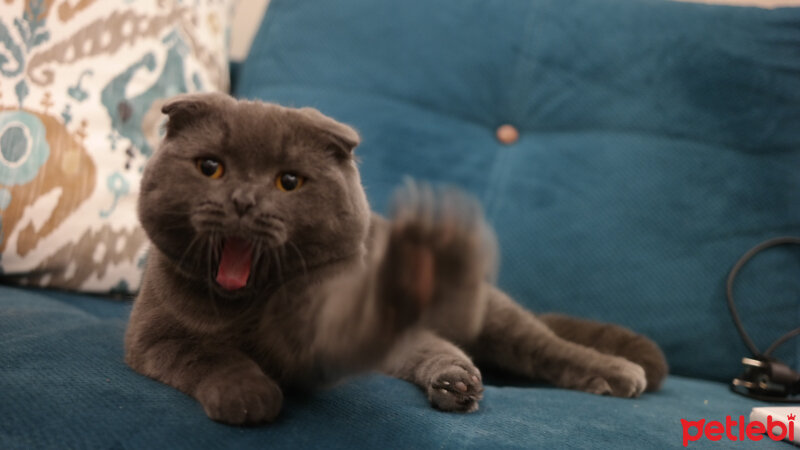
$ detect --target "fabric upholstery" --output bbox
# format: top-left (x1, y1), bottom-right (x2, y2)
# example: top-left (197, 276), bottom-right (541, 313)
top-left (0, 285), bottom-right (786, 449)
top-left (234, 0), bottom-right (800, 381)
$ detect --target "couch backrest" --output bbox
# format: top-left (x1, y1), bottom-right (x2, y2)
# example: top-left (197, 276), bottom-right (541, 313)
top-left (235, 0), bottom-right (800, 381)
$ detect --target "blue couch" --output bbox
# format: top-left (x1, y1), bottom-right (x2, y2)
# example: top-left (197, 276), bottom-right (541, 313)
top-left (2, 0), bottom-right (799, 448)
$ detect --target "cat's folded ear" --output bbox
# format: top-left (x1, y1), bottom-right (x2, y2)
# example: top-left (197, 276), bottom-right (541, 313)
top-left (161, 92), bottom-right (234, 138)
top-left (297, 108), bottom-right (361, 158)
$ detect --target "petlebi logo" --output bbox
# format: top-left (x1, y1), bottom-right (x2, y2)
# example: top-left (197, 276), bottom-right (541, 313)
top-left (681, 413), bottom-right (795, 447)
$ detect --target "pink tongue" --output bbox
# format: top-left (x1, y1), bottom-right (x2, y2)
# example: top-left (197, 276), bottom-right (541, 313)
top-left (215, 237), bottom-right (254, 290)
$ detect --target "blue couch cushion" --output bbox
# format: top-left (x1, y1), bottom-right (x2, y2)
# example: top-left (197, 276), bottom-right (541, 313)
top-left (0, 286), bottom-right (789, 448)
top-left (234, 0), bottom-right (800, 381)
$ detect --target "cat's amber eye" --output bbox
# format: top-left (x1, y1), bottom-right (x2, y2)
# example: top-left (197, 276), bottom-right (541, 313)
top-left (196, 158), bottom-right (224, 179)
top-left (275, 172), bottom-right (304, 192)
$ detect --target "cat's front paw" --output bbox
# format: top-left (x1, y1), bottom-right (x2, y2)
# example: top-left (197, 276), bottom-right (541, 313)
top-left (426, 361), bottom-right (484, 413)
top-left (196, 371), bottom-right (283, 425)
top-left (579, 356), bottom-right (647, 398)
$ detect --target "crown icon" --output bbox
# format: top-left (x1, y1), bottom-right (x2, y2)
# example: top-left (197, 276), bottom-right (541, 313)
top-left (788, 414), bottom-right (796, 421)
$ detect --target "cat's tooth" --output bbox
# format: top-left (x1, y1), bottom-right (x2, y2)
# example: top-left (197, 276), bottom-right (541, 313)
top-left (442, 381), bottom-right (450, 385)
top-left (440, 389), bottom-right (448, 394)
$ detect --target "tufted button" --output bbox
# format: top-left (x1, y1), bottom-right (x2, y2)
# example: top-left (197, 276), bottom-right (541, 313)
top-left (496, 124), bottom-right (519, 145)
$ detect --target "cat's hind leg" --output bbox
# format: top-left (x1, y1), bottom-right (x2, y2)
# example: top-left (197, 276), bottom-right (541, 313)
top-left (539, 313), bottom-right (668, 391)
top-left (467, 287), bottom-right (648, 397)
top-left (381, 329), bottom-right (484, 413)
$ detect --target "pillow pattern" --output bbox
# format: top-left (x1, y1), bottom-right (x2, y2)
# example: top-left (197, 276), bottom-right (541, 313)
top-left (0, 0), bottom-right (231, 293)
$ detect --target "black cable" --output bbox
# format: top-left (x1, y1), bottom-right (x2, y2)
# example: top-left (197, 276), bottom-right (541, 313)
top-left (726, 236), bottom-right (800, 360)
top-left (766, 328), bottom-right (800, 358)
top-left (727, 237), bottom-right (800, 403)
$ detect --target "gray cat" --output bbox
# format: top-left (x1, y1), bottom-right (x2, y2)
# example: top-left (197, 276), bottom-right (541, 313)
top-left (125, 92), bottom-right (667, 425)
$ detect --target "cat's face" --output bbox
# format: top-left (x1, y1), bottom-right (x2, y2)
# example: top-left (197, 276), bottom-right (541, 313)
top-left (138, 93), bottom-right (370, 297)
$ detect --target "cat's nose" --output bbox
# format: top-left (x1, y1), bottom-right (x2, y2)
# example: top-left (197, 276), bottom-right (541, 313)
top-left (231, 189), bottom-right (256, 217)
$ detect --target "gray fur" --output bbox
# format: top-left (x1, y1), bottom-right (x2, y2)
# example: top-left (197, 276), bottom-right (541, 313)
top-left (125, 93), bottom-right (668, 425)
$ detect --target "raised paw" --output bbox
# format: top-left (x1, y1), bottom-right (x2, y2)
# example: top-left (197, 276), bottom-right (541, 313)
top-left (381, 181), bottom-right (497, 338)
top-left (195, 370), bottom-right (283, 425)
top-left (426, 362), bottom-right (484, 413)
top-left (578, 355), bottom-right (647, 398)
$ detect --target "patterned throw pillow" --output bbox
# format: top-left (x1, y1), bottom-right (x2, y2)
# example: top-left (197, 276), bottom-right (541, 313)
top-left (0, 0), bottom-right (231, 293)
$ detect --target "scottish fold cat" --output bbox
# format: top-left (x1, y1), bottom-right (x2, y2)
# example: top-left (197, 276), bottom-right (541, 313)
top-left (125, 93), bottom-right (667, 425)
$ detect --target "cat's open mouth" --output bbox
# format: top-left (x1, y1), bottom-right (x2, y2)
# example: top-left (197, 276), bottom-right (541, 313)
top-left (215, 237), bottom-right (254, 291)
